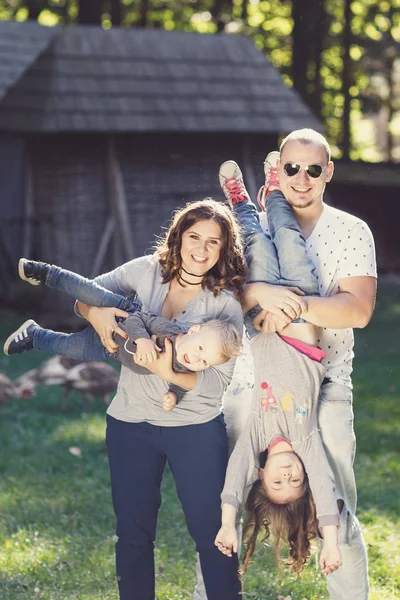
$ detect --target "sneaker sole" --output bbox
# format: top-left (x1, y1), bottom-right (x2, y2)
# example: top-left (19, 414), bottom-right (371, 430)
top-left (3, 319), bottom-right (37, 356)
top-left (18, 258), bottom-right (41, 286)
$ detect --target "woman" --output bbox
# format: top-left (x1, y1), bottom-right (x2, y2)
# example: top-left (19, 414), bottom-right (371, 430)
top-left (76, 198), bottom-right (246, 600)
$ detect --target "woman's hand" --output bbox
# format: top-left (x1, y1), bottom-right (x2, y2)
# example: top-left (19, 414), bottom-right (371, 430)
top-left (135, 337), bottom-right (174, 380)
top-left (85, 306), bottom-right (129, 354)
top-left (214, 525), bottom-right (238, 557)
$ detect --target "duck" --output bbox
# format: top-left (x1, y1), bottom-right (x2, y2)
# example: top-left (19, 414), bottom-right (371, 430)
top-left (0, 372), bottom-right (35, 404)
top-left (63, 361), bottom-right (120, 405)
top-left (14, 356), bottom-right (83, 392)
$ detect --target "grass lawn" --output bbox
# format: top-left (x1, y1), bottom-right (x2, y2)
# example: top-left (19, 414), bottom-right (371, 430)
top-left (0, 281), bottom-right (399, 599)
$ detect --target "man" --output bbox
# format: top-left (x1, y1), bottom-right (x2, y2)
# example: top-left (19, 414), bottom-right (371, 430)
top-left (194, 128), bottom-right (376, 600)
top-left (258, 130), bottom-right (375, 600)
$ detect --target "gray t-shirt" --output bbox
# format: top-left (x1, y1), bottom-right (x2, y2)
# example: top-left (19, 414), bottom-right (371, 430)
top-left (94, 254), bottom-right (244, 426)
top-left (221, 332), bottom-right (338, 528)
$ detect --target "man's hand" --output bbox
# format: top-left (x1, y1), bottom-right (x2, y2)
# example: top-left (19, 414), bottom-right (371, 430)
top-left (135, 337), bottom-right (174, 381)
top-left (214, 525), bottom-right (238, 558)
top-left (135, 338), bottom-right (161, 366)
top-left (85, 306), bottom-right (129, 354)
top-left (243, 282), bottom-right (305, 326)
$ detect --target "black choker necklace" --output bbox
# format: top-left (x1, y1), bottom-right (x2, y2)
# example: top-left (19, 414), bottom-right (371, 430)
top-left (181, 265), bottom-right (204, 278)
top-left (178, 273), bottom-right (203, 287)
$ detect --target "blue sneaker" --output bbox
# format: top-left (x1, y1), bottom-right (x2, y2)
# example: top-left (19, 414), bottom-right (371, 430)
top-left (19, 258), bottom-right (50, 286)
top-left (3, 319), bottom-right (38, 356)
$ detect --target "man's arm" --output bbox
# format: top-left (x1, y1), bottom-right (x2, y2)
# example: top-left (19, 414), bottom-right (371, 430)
top-left (303, 275), bottom-right (376, 329)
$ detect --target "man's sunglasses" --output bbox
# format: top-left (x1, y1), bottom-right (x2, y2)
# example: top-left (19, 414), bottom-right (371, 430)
top-left (283, 163), bottom-right (327, 178)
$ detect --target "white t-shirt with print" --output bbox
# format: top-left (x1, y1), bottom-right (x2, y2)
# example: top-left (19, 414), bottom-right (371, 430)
top-left (231, 202), bottom-right (377, 391)
top-left (263, 202), bottom-right (376, 387)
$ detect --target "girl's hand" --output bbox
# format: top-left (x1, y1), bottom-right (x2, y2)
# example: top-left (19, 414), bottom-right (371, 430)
top-left (214, 525), bottom-right (238, 557)
top-left (135, 338), bottom-right (161, 366)
top-left (253, 308), bottom-right (291, 333)
top-left (135, 337), bottom-right (174, 380)
top-left (162, 391), bottom-right (177, 411)
top-left (86, 306), bottom-right (129, 354)
top-left (320, 544), bottom-right (342, 576)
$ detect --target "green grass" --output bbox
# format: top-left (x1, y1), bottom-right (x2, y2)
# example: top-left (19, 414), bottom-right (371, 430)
top-left (0, 282), bottom-right (399, 599)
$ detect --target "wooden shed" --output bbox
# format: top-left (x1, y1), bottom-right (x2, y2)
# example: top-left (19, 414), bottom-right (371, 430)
top-left (0, 19), bottom-right (322, 317)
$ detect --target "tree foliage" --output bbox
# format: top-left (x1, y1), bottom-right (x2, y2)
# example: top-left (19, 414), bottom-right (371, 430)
top-left (0, 0), bottom-right (399, 161)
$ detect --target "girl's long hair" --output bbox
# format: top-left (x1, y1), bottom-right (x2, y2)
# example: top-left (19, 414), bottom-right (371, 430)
top-left (241, 476), bottom-right (318, 577)
top-left (154, 198), bottom-right (247, 299)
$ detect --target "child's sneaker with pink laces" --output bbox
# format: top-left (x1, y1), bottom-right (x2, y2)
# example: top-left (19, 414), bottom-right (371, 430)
top-left (219, 161), bottom-right (251, 207)
top-left (257, 151), bottom-right (280, 211)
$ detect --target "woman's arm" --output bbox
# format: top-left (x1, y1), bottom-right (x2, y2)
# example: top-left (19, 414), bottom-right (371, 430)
top-left (75, 255), bottom-right (154, 354)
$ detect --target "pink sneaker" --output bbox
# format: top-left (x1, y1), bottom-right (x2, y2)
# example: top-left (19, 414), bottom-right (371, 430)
top-left (219, 161), bottom-right (250, 207)
top-left (257, 151), bottom-right (280, 210)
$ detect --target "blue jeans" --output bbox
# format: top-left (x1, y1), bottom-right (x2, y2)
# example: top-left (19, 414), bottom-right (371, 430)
top-left (234, 192), bottom-right (319, 336)
top-left (106, 414), bottom-right (241, 600)
top-left (33, 266), bottom-right (138, 360)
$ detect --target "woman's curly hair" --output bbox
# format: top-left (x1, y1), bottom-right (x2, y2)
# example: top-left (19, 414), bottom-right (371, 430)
top-left (240, 475), bottom-right (318, 578)
top-left (154, 198), bottom-right (247, 299)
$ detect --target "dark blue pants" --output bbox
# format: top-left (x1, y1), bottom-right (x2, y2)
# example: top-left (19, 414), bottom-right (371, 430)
top-left (106, 414), bottom-right (241, 600)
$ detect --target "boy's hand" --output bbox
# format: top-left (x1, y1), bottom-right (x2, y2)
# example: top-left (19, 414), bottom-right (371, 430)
top-left (162, 391), bottom-right (177, 411)
top-left (320, 544), bottom-right (342, 576)
top-left (136, 337), bottom-right (174, 380)
top-left (135, 338), bottom-right (161, 366)
top-left (214, 525), bottom-right (238, 557)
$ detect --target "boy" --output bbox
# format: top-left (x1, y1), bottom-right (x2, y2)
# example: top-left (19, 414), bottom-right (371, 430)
top-left (4, 259), bottom-right (241, 411)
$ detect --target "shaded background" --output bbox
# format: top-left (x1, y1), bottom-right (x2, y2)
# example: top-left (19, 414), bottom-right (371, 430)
top-left (0, 0), bottom-right (399, 325)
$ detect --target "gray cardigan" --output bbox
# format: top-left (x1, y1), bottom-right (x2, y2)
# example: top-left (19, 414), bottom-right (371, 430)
top-left (94, 254), bottom-right (244, 426)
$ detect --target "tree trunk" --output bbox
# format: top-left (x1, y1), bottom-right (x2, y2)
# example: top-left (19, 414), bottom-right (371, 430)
top-left (309, 0), bottom-right (326, 119)
top-left (26, 0), bottom-right (46, 20)
top-left (387, 58), bottom-right (394, 162)
top-left (342, 0), bottom-right (352, 159)
top-left (111, 0), bottom-right (122, 26)
top-left (78, 0), bottom-right (103, 25)
top-left (292, 0), bottom-right (313, 103)
top-left (240, 0), bottom-right (249, 22)
top-left (138, 0), bottom-right (149, 28)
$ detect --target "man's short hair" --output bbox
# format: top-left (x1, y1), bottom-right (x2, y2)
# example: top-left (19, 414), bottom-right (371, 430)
top-left (280, 128), bottom-right (331, 162)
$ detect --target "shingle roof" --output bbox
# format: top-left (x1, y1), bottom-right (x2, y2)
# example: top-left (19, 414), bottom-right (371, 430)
top-left (0, 20), bottom-right (56, 103)
top-left (0, 21), bottom-right (321, 133)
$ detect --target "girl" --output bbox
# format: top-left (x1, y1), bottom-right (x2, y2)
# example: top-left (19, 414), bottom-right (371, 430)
top-left (214, 159), bottom-right (342, 577)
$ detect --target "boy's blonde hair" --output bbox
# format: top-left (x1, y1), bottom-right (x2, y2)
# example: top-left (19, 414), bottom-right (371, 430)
top-left (201, 320), bottom-right (242, 361)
